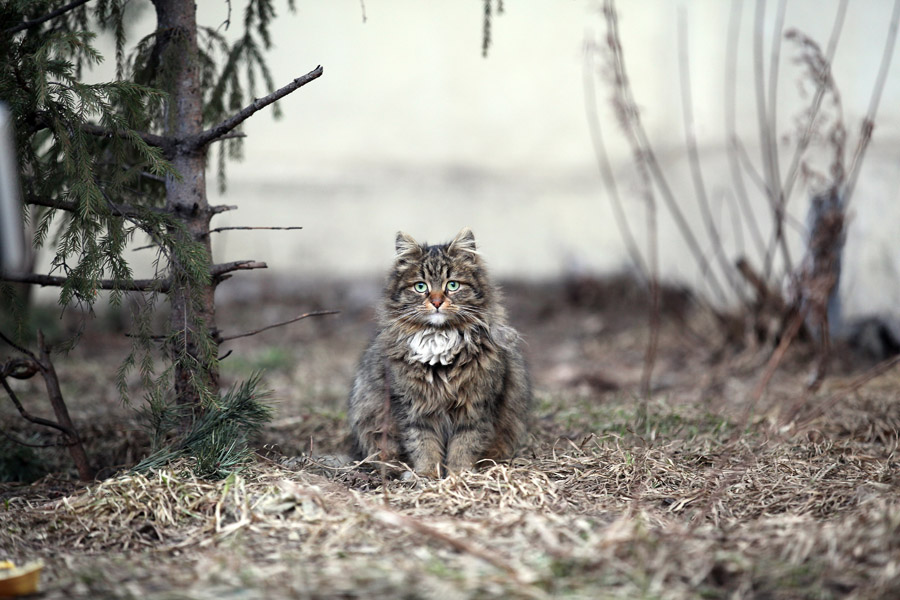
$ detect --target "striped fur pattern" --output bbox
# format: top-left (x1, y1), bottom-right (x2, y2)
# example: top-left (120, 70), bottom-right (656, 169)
top-left (348, 228), bottom-right (531, 477)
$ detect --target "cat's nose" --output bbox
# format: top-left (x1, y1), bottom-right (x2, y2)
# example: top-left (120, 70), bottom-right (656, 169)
top-left (429, 293), bottom-right (444, 309)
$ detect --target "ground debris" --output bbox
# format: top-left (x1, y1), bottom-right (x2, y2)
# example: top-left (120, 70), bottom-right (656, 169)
top-left (2, 282), bottom-right (900, 598)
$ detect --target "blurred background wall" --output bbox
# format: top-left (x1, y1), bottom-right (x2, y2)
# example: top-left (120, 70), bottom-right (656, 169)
top-left (83, 0), bottom-right (900, 317)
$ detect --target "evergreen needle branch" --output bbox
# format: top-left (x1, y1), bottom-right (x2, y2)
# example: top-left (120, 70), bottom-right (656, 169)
top-left (27, 196), bottom-right (172, 220)
top-left (78, 122), bottom-right (175, 154)
top-left (0, 271), bottom-right (168, 293)
top-left (4, 0), bottom-right (93, 34)
top-left (217, 310), bottom-right (340, 343)
top-left (32, 112), bottom-right (174, 154)
top-left (190, 65), bottom-right (324, 150)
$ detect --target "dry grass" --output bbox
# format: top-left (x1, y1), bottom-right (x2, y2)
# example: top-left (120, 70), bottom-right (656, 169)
top-left (1, 280), bottom-right (899, 598)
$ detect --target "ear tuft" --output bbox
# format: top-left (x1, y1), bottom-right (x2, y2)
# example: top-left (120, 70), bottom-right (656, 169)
top-left (449, 227), bottom-right (477, 254)
top-left (395, 231), bottom-right (420, 256)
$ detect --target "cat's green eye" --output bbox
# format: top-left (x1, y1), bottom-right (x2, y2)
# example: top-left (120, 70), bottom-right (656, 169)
top-left (446, 281), bottom-right (460, 292)
top-left (414, 282), bottom-right (428, 293)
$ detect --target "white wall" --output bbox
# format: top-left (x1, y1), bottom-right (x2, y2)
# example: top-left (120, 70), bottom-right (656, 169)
top-left (83, 1), bottom-right (900, 315)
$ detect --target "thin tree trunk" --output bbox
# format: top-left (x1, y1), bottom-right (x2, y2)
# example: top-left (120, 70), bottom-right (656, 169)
top-left (153, 0), bottom-right (218, 423)
top-left (36, 333), bottom-right (94, 480)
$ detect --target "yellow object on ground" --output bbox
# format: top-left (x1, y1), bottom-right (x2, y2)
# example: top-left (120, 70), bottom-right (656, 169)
top-left (0, 560), bottom-right (43, 597)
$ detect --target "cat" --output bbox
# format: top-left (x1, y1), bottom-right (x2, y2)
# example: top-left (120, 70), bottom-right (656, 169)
top-left (347, 228), bottom-right (531, 477)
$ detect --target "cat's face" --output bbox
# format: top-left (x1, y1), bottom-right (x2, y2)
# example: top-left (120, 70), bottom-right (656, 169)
top-left (384, 228), bottom-right (493, 329)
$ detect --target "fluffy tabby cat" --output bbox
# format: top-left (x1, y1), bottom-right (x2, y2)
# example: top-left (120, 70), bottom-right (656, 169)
top-left (348, 228), bottom-right (531, 477)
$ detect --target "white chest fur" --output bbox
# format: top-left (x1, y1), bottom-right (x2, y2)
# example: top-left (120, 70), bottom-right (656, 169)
top-left (407, 328), bottom-right (463, 365)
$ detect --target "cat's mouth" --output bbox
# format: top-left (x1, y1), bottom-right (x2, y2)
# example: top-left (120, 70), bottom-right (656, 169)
top-left (426, 311), bottom-right (449, 325)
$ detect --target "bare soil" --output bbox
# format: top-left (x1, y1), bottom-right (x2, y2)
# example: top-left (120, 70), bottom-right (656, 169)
top-left (2, 276), bottom-right (899, 599)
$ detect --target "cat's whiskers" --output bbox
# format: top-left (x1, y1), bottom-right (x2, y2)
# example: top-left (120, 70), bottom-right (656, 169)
top-left (454, 306), bottom-right (490, 329)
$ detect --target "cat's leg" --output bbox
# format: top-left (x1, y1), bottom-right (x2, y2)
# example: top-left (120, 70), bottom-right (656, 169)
top-left (481, 351), bottom-right (531, 462)
top-left (445, 418), bottom-right (496, 473)
top-left (351, 420), bottom-right (401, 462)
top-left (348, 380), bottom-right (401, 462)
top-left (402, 417), bottom-right (444, 477)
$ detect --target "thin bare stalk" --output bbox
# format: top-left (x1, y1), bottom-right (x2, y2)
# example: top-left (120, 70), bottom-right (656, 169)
top-left (746, 305), bottom-right (807, 416)
top-left (601, 1), bottom-right (663, 403)
top-left (766, 0), bottom-right (787, 163)
top-left (843, 0), bottom-right (900, 208)
top-left (780, 0), bottom-right (848, 206)
top-left (724, 0), bottom-right (766, 261)
top-left (754, 0), bottom-right (793, 278)
top-left (725, 190), bottom-right (746, 259)
top-left (603, 0), bottom-right (728, 305)
top-left (583, 39), bottom-right (648, 282)
top-left (640, 203), bottom-right (660, 409)
top-left (217, 310), bottom-right (339, 343)
top-left (677, 8), bottom-right (745, 301)
top-left (790, 354), bottom-right (900, 432)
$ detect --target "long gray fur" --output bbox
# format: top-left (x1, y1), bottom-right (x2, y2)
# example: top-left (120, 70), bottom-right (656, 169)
top-left (347, 228), bottom-right (531, 477)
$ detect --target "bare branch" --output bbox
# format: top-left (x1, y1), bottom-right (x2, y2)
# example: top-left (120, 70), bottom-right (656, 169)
top-left (210, 132), bottom-right (247, 143)
top-left (190, 66), bottom-right (324, 150)
top-left (1, 369), bottom-right (78, 439)
top-left (209, 226), bottom-right (302, 235)
top-left (0, 331), bottom-right (38, 363)
top-left (210, 204), bottom-right (238, 215)
top-left (35, 332), bottom-right (94, 480)
top-left (210, 260), bottom-right (268, 280)
top-left (218, 310), bottom-right (340, 343)
top-left (736, 257), bottom-right (786, 311)
top-left (4, 0), bottom-right (92, 35)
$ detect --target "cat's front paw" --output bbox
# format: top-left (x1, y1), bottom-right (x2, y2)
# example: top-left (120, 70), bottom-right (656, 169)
top-left (412, 460), bottom-right (442, 478)
top-left (443, 458), bottom-right (476, 475)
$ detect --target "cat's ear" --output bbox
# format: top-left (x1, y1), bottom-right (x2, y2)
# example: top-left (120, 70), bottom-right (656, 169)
top-left (395, 231), bottom-right (421, 257)
top-left (449, 227), bottom-right (477, 254)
